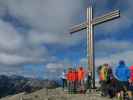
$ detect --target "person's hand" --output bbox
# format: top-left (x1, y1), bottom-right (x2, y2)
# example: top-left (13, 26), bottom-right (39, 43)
top-left (128, 79), bottom-right (132, 83)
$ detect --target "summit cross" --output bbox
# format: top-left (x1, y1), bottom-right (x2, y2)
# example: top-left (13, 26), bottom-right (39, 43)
top-left (69, 6), bottom-right (120, 88)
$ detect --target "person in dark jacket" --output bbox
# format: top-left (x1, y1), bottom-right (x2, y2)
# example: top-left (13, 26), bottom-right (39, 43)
top-left (115, 60), bottom-right (130, 99)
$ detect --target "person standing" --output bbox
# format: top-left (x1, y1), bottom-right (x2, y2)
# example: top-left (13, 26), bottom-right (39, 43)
top-left (78, 66), bottom-right (85, 93)
top-left (73, 68), bottom-right (78, 93)
top-left (98, 64), bottom-right (110, 96)
top-left (61, 70), bottom-right (67, 90)
top-left (86, 70), bottom-right (92, 90)
top-left (128, 65), bottom-right (133, 99)
top-left (115, 60), bottom-right (130, 100)
top-left (67, 68), bottom-right (73, 94)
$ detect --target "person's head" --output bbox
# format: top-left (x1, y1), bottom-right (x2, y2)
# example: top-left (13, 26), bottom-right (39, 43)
top-left (63, 69), bottom-right (66, 73)
top-left (97, 65), bottom-right (102, 74)
top-left (119, 60), bottom-right (125, 65)
top-left (68, 68), bottom-right (72, 72)
top-left (103, 63), bottom-right (109, 68)
top-left (79, 66), bottom-right (83, 70)
top-left (73, 68), bottom-right (76, 72)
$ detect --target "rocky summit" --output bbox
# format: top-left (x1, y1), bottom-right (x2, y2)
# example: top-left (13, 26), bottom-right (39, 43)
top-left (0, 88), bottom-right (117, 100)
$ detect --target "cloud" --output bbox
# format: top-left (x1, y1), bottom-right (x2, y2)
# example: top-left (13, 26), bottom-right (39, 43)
top-left (94, 0), bottom-right (133, 36)
top-left (80, 39), bottom-right (133, 68)
top-left (0, 52), bottom-right (47, 65)
top-left (0, 19), bottom-right (22, 50)
top-left (95, 50), bottom-right (133, 67)
top-left (28, 30), bottom-right (84, 47)
top-left (0, 0), bottom-right (84, 78)
top-left (0, 0), bottom-right (87, 48)
top-left (5, 0), bottom-right (83, 32)
top-left (95, 39), bottom-right (133, 57)
top-left (45, 62), bottom-right (65, 79)
top-left (0, 19), bottom-right (50, 66)
top-left (80, 50), bottom-right (133, 69)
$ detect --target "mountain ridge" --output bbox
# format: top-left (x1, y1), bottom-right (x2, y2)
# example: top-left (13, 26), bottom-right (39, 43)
top-left (0, 75), bottom-right (59, 98)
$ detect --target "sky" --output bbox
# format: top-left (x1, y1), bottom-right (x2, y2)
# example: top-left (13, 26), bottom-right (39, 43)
top-left (0, 0), bottom-right (133, 79)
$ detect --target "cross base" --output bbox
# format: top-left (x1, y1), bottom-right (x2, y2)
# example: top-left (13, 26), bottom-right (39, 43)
top-left (86, 88), bottom-right (99, 94)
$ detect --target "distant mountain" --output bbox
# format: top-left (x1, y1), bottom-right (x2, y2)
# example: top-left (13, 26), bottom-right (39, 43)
top-left (0, 75), bottom-right (59, 98)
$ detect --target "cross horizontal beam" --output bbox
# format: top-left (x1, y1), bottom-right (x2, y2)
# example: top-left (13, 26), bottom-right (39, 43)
top-left (70, 10), bottom-right (120, 34)
top-left (93, 10), bottom-right (120, 25)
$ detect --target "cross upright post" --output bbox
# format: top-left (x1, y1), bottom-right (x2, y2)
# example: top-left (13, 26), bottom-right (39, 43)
top-left (69, 6), bottom-right (120, 89)
top-left (87, 7), bottom-right (95, 88)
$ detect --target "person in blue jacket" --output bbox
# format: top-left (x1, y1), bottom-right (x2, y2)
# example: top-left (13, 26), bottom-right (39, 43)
top-left (115, 60), bottom-right (130, 99)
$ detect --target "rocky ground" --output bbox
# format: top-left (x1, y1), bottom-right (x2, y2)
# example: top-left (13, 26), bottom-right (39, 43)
top-left (0, 88), bottom-right (117, 100)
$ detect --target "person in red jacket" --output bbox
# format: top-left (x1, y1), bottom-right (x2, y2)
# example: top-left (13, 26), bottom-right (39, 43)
top-left (67, 68), bottom-right (73, 93)
top-left (129, 65), bottom-right (133, 83)
top-left (71, 69), bottom-right (75, 93)
top-left (72, 69), bottom-right (78, 93)
top-left (128, 65), bottom-right (133, 99)
top-left (78, 66), bottom-right (85, 93)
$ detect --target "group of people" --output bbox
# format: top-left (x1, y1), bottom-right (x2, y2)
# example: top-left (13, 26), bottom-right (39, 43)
top-left (97, 60), bottom-right (133, 100)
top-left (60, 67), bottom-right (91, 94)
top-left (60, 60), bottom-right (133, 99)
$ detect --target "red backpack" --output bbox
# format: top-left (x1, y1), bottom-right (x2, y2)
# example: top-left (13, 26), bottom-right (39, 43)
top-left (129, 66), bottom-right (133, 82)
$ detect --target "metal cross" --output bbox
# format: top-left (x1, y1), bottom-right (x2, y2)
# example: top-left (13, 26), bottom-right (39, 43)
top-left (69, 6), bottom-right (120, 88)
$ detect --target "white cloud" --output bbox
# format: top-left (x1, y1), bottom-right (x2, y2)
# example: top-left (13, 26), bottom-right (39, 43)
top-left (0, 52), bottom-right (47, 65)
top-left (95, 39), bottom-right (133, 52)
top-left (46, 63), bottom-right (64, 72)
top-left (0, 0), bottom-right (86, 47)
top-left (80, 50), bottom-right (133, 69)
top-left (95, 50), bottom-right (133, 67)
top-left (45, 62), bottom-right (66, 79)
top-left (80, 38), bottom-right (133, 68)
top-left (28, 30), bottom-right (84, 47)
top-left (98, 14), bottom-right (132, 34)
top-left (6, 0), bottom-right (83, 32)
top-left (94, 0), bottom-right (133, 35)
top-left (0, 19), bottom-right (22, 50)
top-left (0, 20), bottom-right (50, 65)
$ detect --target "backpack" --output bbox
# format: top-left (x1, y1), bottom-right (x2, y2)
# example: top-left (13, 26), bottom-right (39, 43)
top-left (100, 66), bottom-right (110, 81)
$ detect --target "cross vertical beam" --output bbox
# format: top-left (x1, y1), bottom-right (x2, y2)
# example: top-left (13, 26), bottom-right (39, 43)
top-left (87, 7), bottom-right (95, 88)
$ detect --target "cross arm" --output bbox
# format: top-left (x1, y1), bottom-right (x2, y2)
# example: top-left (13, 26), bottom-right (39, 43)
top-left (69, 10), bottom-right (120, 34)
top-left (92, 10), bottom-right (120, 25)
top-left (69, 22), bottom-right (87, 34)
